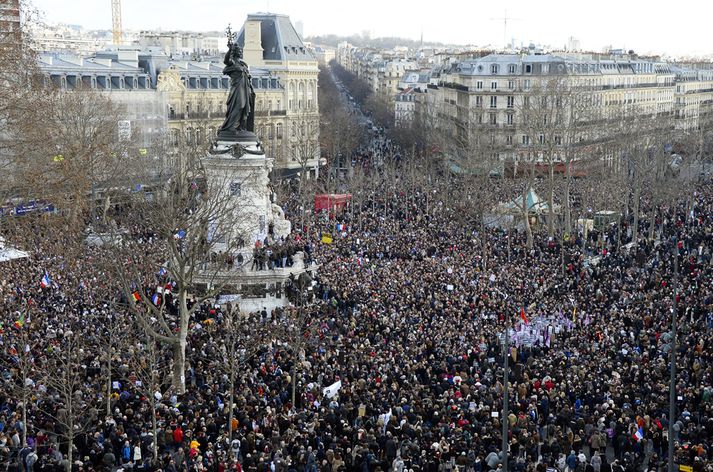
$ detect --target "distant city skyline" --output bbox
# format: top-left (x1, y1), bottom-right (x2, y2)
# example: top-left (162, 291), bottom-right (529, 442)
top-left (29, 0), bottom-right (713, 57)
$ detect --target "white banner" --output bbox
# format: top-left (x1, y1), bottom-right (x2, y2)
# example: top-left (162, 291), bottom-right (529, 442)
top-left (322, 380), bottom-right (342, 399)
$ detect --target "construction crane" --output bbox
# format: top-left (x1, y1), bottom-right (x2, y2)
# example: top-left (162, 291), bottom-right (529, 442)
top-left (111, 0), bottom-right (122, 45)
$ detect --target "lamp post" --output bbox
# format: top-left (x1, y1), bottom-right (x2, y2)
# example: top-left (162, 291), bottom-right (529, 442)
top-left (496, 288), bottom-right (510, 472)
top-left (668, 237), bottom-right (679, 472)
top-left (502, 319), bottom-right (509, 472)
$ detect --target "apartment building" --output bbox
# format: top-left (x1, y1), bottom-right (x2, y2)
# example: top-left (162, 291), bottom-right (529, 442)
top-left (673, 66), bottom-right (713, 132)
top-left (426, 53), bottom-right (678, 165)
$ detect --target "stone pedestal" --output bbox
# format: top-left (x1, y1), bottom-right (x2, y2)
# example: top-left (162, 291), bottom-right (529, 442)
top-left (194, 137), bottom-right (314, 313)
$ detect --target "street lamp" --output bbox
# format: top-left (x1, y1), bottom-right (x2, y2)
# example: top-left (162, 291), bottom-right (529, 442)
top-left (495, 288), bottom-right (510, 472)
top-left (668, 236), bottom-right (679, 472)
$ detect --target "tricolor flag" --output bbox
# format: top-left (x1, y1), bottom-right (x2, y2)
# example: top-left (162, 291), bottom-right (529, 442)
top-left (158, 267), bottom-right (167, 277)
top-left (151, 293), bottom-right (161, 306)
top-left (633, 427), bottom-right (644, 442)
top-left (40, 271), bottom-right (51, 289)
top-left (132, 291), bottom-right (141, 302)
top-left (520, 307), bottom-right (529, 325)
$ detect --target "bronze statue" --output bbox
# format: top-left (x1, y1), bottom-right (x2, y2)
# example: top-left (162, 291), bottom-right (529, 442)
top-left (217, 26), bottom-right (256, 140)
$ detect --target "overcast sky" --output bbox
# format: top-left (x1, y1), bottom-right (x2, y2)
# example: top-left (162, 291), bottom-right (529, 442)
top-left (30, 0), bottom-right (712, 57)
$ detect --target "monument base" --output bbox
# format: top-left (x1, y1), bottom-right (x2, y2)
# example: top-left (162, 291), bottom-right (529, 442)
top-left (195, 132), bottom-right (312, 314)
top-left (217, 129), bottom-right (258, 142)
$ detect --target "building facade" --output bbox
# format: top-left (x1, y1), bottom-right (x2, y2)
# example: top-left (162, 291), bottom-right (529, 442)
top-left (237, 13), bottom-right (321, 178)
top-left (35, 13), bottom-right (321, 178)
top-left (424, 53), bottom-right (682, 167)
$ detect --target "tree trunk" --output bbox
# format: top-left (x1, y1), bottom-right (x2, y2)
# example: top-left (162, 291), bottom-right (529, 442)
top-left (173, 290), bottom-right (189, 393)
top-left (152, 402), bottom-right (159, 464)
top-left (632, 184), bottom-right (641, 243)
top-left (564, 160), bottom-right (572, 236)
top-left (172, 341), bottom-right (186, 393)
top-left (228, 369), bottom-right (235, 450)
top-left (21, 388), bottom-right (27, 447)
top-left (523, 187), bottom-right (534, 251)
top-left (291, 363), bottom-right (297, 407)
top-left (548, 163), bottom-right (555, 237)
top-left (106, 350), bottom-right (112, 418)
top-left (480, 217), bottom-right (487, 271)
top-left (66, 428), bottom-right (73, 472)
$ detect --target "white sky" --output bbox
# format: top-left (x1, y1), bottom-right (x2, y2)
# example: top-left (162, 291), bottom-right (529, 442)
top-left (30, 0), bottom-right (713, 57)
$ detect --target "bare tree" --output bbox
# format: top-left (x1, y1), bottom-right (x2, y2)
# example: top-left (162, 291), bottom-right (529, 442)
top-left (129, 332), bottom-right (172, 465)
top-left (34, 330), bottom-right (98, 472)
top-left (103, 138), bottom-right (252, 393)
top-left (218, 306), bottom-right (277, 452)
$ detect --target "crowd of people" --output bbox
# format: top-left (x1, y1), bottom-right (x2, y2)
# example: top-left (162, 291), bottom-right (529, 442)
top-left (1, 161), bottom-right (712, 472)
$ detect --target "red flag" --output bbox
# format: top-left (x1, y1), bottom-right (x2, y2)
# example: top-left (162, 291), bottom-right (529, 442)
top-left (520, 307), bottom-right (529, 325)
top-left (132, 291), bottom-right (141, 302)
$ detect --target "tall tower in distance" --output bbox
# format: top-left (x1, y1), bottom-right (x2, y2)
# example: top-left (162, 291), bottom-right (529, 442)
top-left (111, 0), bottom-right (122, 45)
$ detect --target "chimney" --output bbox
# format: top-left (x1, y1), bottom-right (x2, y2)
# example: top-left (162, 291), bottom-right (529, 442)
top-left (243, 19), bottom-right (264, 66)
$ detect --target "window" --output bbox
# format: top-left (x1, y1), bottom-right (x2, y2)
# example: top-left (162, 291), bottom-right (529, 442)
top-left (507, 96), bottom-right (514, 108)
top-left (477, 113), bottom-right (483, 124)
top-left (555, 136), bottom-right (562, 145)
top-left (276, 123), bottom-right (283, 139)
top-left (491, 81), bottom-right (498, 90)
top-left (229, 182), bottom-right (242, 197)
top-left (489, 113), bottom-right (497, 125)
top-left (476, 81), bottom-right (483, 90)
top-left (523, 96), bottom-right (530, 107)
top-left (491, 64), bottom-right (499, 74)
top-left (524, 79), bottom-right (531, 90)
top-left (476, 96), bottom-right (483, 108)
top-left (506, 113), bottom-right (514, 125)
top-left (506, 134), bottom-right (513, 145)
top-left (522, 135), bottom-right (529, 145)
top-left (525, 64), bottom-right (532, 74)
top-left (539, 134), bottom-right (545, 144)
top-left (490, 96), bottom-right (497, 108)
top-left (508, 80), bottom-right (515, 90)
top-left (508, 64), bottom-right (517, 74)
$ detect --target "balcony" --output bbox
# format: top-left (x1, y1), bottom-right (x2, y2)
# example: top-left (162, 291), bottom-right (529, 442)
top-left (255, 110), bottom-right (288, 116)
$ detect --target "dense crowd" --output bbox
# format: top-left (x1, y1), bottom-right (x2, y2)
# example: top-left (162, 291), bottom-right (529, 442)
top-left (1, 170), bottom-right (712, 472)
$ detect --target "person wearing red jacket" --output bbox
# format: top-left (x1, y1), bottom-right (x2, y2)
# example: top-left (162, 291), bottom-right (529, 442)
top-left (173, 425), bottom-right (184, 445)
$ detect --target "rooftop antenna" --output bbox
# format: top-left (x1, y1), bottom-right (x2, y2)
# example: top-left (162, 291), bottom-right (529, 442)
top-left (490, 9), bottom-right (520, 51)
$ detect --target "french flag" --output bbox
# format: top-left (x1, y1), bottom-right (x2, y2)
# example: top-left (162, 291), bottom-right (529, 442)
top-left (633, 427), bottom-right (644, 442)
top-left (158, 267), bottom-right (167, 277)
top-left (151, 293), bottom-right (161, 306)
top-left (40, 271), bottom-right (51, 289)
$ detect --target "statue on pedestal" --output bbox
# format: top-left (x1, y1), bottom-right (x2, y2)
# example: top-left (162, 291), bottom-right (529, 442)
top-left (217, 25), bottom-right (256, 141)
